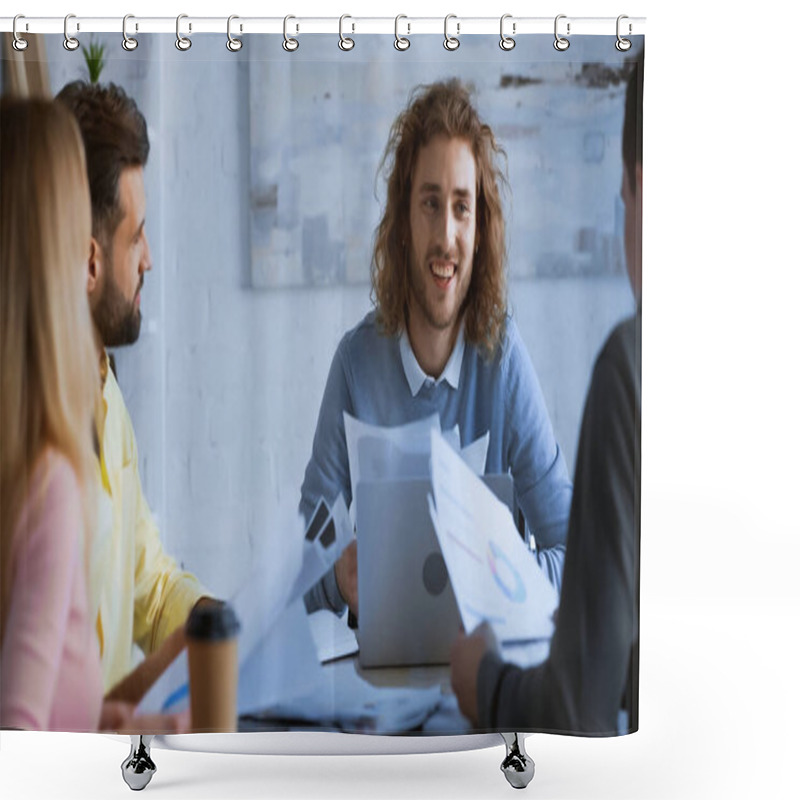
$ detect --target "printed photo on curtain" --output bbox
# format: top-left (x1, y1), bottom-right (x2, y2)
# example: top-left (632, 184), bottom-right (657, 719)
top-left (1, 29), bottom-right (643, 740)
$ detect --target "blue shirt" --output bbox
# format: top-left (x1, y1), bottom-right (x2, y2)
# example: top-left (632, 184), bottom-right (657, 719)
top-left (301, 311), bottom-right (573, 614)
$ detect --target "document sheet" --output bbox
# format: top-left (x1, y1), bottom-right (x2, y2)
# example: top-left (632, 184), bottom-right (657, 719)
top-left (429, 430), bottom-right (558, 643)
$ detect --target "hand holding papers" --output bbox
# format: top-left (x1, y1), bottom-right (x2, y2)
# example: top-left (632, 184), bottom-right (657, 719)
top-left (344, 412), bottom-right (490, 519)
top-left (138, 498), bottom-right (348, 718)
top-left (428, 429), bottom-right (558, 643)
top-left (289, 494), bottom-right (355, 606)
top-left (344, 412), bottom-right (441, 521)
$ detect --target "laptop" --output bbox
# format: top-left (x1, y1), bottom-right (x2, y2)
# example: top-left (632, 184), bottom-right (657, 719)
top-left (356, 474), bottom-right (515, 668)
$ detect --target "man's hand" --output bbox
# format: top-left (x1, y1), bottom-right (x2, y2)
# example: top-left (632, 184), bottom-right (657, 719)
top-left (105, 625), bottom-right (187, 705)
top-left (99, 700), bottom-right (190, 734)
top-left (105, 597), bottom-right (217, 705)
top-left (450, 621), bottom-right (500, 727)
top-left (334, 540), bottom-right (359, 618)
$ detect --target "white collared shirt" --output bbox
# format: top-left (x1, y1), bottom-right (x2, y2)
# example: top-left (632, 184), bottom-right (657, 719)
top-left (399, 324), bottom-right (465, 397)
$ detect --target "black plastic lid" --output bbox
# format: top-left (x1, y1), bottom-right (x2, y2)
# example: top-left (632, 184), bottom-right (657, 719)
top-left (186, 602), bottom-right (241, 641)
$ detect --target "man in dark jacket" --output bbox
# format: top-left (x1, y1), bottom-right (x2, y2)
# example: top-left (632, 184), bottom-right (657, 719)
top-left (450, 58), bottom-right (643, 735)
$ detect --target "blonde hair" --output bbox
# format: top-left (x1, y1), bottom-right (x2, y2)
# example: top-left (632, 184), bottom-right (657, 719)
top-left (1, 98), bottom-right (100, 639)
top-left (372, 80), bottom-right (508, 356)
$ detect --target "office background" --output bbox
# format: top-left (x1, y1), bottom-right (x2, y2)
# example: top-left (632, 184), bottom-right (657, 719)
top-left (46, 33), bottom-right (635, 597)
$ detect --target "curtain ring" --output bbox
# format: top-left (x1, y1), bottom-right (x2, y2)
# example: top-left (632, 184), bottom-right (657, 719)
top-left (12, 15), bottom-right (28, 52)
top-left (554, 14), bottom-right (570, 51)
top-left (63, 13), bottom-right (80, 51)
top-left (339, 14), bottom-right (355, 51)
top-left (283, 15), bottom-right (299, 51)
top-left (122, 14), bottom-right (138, 51)
top-left (176, 13), bottom-right (192, 51)
top-left (499, 14), bottom-right (515, 51)
top-left (444, 14), bottom-right (460, 51)
top-left (227, 15), bottom-right (243, 52)
top-left (616, 15), bottom-right (632, 52)
top-left (394, 15), bottom-right (410, 51)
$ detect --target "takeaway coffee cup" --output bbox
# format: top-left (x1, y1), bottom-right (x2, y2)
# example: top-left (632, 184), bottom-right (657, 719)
top-left (186, 601), bottom-right (241, 732)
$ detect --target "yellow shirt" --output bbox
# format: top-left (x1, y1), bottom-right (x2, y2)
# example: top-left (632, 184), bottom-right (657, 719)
top-left (93, 354), bottom-right (207, 691)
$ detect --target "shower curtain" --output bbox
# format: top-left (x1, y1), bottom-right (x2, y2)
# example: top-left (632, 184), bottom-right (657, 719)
top-left (1, 25), bottom-right (643, 740)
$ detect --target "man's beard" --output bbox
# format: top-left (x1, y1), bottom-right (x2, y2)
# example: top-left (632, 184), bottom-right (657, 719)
top-left (94, 272), bottom-right (142, 348)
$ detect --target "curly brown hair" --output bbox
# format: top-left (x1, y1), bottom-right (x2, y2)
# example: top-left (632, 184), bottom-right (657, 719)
top-left (371, 80), bottom-right (508, 357)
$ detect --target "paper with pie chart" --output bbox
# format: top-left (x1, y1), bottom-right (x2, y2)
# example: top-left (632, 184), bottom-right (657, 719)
top-left (428, 430), bottom-right (558, 643)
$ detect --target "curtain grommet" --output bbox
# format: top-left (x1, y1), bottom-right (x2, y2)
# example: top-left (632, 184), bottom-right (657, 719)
top-left (176, 13), bottom-right (192, 51)
top-left (394, 15), bottom-right (410, 51)
top-left (554, 14), bottom-right (570, 51)
top-left (339, 14), bottom-right (355, 51)
top-left (227, 15), bottom-right (243, 52)
top-left (283, 15), bottom-right (299, 52)
top-left (12, 15), bottom-right (29, 52)
top-left (444, 14), bottom-right (460, 51)
top-left (499, 14), bottom-right (516, 51)
top-left (63, 14), bottom-right (80, 51)
top-left (122, 14), bottom-right (138, 51)
top-left (616, 15), bottom-right (632, 51)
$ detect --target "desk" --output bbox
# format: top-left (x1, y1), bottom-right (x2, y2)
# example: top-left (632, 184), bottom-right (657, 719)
top-left (240, 638), bottom-right (550, 735)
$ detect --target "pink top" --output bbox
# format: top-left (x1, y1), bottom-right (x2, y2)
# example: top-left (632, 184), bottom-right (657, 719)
top-left (1, 450), bottom-right (103, 731)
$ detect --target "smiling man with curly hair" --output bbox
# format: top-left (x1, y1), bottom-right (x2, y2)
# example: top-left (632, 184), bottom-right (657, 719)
top-left (301, 79), bottom-right (572, 625)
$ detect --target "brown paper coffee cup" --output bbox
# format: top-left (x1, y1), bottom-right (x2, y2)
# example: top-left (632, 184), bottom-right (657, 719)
top-left (186, 602), bottom-right (240, 732)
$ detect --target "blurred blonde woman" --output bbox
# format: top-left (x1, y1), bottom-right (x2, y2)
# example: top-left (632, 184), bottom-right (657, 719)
top-left (1, 97), bottom-right (188, 735)
top-left (0, 97), bottom-right (104, 731)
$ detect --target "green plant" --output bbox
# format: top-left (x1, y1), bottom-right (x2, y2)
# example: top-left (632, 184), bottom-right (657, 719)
top-left (83, 38), bottom-right (106, 84)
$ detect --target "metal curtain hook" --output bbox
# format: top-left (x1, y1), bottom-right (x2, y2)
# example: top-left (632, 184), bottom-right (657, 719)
top-left (227, 15), bottom-right (243, 52)
top-left (63, 14), bottom-right (80, 51)
top-left (394, 14), bottom-right (410, 51)
top-left (616, 15), bottom-right (632, 51)
top-left (554, 14), bottom-right (570, 51)
top-left (12, 15), bottom-right (28, 51)
top-left (283, 15), bottom-right (299, 51)
top-left (500, 14), bottom-right (515, 51)
top-left (444, 14), bottom-right (460, 51)
top-left (122, 14), bottom-right (138, 51)
top-left (339, 14), bottom-right (354, 51)
top-left (176, 14), bottom-right (192, 51)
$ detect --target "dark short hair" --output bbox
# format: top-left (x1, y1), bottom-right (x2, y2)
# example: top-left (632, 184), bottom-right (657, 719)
top-left (56, 81), bottom-right (149, 245)
top-left (622, 52), bottom-right (644, 192)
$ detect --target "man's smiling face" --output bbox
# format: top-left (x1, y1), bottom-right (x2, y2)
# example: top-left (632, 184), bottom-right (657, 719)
top-left (407, 134), bottom-right (478, 338)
